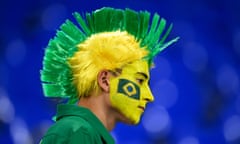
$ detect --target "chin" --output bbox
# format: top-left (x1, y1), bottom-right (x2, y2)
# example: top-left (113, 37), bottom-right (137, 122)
top-left (130, 121), bottom-right (139, 125)
top-left (126, 117), bottom-right (141, 125)
top-left (119, 115), bottom-right (140, 125)
top-left (117, 109), bottom-right (142, 125)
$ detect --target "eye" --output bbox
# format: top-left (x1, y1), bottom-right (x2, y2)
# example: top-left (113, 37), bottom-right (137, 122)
top-left (136, 79), bottom-right (144, 85)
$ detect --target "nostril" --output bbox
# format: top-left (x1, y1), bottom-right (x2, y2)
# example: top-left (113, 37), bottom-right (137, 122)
top-left (144, 98), bottom-right (151, 102)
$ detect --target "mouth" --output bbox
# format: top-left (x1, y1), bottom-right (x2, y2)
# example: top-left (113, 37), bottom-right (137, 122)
top-left (138, 106), bottom-right (145, 111)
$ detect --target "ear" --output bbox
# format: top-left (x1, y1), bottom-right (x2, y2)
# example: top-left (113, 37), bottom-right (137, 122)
top-left (97, 70), bottom-right (111, 92)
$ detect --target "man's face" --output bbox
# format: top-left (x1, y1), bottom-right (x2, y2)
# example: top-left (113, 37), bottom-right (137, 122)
top-left (109, 60), bottom-right (154, 124)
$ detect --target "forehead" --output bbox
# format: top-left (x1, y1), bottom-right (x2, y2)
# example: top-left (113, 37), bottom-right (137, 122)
top-left (121, 60), bottom-right (150, 77)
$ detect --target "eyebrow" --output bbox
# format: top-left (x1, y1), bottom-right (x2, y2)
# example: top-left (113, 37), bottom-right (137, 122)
top-left (137, 72), bottom-right (149, 79)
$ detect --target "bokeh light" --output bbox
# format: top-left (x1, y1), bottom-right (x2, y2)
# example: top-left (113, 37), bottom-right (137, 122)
top-left (178, 136), bottom-right (200, 144)
top-left (10, 118), bottom-right (33, 144)
top-left (223, 115), bottom-right (240, 142)
top-left (142, 106), bottom-right (171, 138)
top-left (0, 88), bottom-right (15, 124)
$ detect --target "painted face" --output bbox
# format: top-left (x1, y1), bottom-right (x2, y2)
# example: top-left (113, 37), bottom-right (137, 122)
top-left (109, 60), bottom-right (154, 124)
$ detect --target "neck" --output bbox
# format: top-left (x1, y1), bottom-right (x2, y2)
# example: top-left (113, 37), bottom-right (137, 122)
top-left (78, 92), bottom-right (117, 131)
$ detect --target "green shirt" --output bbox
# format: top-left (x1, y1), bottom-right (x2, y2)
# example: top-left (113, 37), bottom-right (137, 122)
top-left (40, 104), bottom-right (115, 144)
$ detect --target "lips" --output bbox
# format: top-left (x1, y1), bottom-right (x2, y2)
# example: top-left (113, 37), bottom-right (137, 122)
top-left (138, 106), bottom-right (145, 111)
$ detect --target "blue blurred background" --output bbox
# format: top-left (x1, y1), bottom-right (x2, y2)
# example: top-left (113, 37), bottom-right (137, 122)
top-left (0, 0), bottom-right (240, 143)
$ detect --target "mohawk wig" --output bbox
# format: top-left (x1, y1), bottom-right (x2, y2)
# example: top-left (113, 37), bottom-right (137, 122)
top-left (41, 7), bottom-right (179, 104)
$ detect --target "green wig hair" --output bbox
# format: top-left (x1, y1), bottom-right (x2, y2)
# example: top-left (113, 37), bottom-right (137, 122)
top-left (41, 7), bottom-right (179, 104)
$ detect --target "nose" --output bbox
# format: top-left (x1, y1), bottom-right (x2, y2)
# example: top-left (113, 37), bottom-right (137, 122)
top-left (143, 85), bottom-right (154, 102)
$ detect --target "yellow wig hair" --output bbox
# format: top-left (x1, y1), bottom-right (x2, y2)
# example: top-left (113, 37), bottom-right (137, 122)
top-left (69, 31), bottom-right (148, 98)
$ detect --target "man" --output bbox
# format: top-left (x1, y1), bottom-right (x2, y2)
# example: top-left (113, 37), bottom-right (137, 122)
top-left (40, 7), bottom-right (178, 144)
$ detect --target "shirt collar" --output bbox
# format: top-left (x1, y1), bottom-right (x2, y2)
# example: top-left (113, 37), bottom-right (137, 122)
top-left (56, 104), bottom-right (115, 144)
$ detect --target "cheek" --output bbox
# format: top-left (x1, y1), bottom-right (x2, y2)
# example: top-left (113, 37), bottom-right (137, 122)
top-left (110, 78), bottom-right (143, 122)
top-left (110, 87), bottom-right (140, 115)
top-left (110, 92), bottom-right (143, 124)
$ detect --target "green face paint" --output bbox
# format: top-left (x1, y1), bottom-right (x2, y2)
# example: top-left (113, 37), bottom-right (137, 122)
top-left (117, 79), bottom-right (140, 100)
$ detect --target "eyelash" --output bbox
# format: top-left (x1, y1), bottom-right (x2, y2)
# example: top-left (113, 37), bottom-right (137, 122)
top-left (136, 79), bottom-right (144, 84)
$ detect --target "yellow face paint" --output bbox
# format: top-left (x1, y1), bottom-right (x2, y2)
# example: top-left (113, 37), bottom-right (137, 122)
top-left (109, 60), bottom-right (154, 124)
